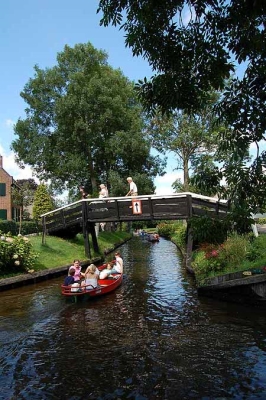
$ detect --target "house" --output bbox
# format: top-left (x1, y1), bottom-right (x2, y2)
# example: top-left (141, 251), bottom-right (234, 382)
top-left (0, 155), bottom-right (21, 221)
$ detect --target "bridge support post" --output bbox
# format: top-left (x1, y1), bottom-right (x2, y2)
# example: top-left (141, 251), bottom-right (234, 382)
top-left (82, 201), bottom-right (91, 258)
top-left (88, 223), bottom-right (100, 254)
top-left (83, 222), bottom-right (91, 259)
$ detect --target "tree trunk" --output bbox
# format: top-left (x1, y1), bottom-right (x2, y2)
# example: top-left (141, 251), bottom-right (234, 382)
top-left (183, 157), bottom-right (189, 191)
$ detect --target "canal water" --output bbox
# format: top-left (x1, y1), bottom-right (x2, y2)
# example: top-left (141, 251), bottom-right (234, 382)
top-left (0, 237), bottom-right (266, 400)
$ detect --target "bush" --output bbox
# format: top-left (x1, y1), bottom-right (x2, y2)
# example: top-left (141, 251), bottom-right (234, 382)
top-left (189, 215), bottom-right (229, 245)
top-left (246, 234), bottom-right (266, 261)
top-left (0, 220), bottom-right (17, 235)
top-left (192, 233), bottom-right (251, 282)
top-left (0, 234), bottom-right (39, 275)
top-left (157, 221), bottom-right (183, 238)
top-left (221, 233), bottom-right (250, 268)
top-left (0, 220), bottom-right (39, 236)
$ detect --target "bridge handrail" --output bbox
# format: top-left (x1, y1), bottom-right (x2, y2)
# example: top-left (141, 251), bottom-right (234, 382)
top-left (41, 192), bottom-right (228, 218)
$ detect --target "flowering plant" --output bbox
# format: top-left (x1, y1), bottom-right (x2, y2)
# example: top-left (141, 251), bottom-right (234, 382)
top-left (0, 232), bottom-right (39, 275)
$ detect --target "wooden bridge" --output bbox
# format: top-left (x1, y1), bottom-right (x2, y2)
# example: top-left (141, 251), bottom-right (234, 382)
top-left (41, 192), bottom-right (228, 269)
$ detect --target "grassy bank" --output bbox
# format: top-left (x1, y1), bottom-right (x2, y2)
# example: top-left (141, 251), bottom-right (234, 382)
top-left (29, 231), bottom-right (131, 271)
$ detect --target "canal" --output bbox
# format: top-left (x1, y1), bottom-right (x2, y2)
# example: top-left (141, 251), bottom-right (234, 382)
top-left (0, 237), bottom-right (266, 400)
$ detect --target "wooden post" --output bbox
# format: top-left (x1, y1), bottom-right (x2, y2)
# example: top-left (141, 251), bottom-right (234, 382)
top-left (82, 201), bottom-right (91, 258)
top-left (42, 216), bottom-right (46, 245)
top-left (88, 222), bottom-right (99, 253)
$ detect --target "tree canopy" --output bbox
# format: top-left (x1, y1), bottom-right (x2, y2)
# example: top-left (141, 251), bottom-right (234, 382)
top-left (146, 91), bottom-right (221, 191)
top-left (12, 42), bottom-right (164, 195)
top-left (98, 1), bottom-right (266, 230)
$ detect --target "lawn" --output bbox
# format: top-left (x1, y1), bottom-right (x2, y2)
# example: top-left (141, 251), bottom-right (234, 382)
top-left (29, 231), bottom-right (131, 271)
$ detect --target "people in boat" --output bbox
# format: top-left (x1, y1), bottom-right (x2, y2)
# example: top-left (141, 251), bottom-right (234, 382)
top-left (69, 260), bottom-right (84, 282)
top-left (110, 252), bottom-right (123, 274)
top-left (81, 264), bottom-right (98, 290)
top-left (99, 263), bottom-right (113, 279)
top-left (63, 268), bottom-right (81, 292)
top-left (64, 267), bottom-right (75, 286)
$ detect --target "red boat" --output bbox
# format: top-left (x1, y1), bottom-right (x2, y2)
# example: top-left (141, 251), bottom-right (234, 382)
top-left (61, 265), bottom-right (123, 301)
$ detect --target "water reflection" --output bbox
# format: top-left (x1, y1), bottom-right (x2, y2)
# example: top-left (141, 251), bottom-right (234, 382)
top-left (0, 237), bottom-right (266, 399)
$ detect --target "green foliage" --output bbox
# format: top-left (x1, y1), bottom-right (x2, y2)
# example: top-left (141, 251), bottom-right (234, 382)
top-left (246, 235), bottom-right (266, 262)
top-left (0, 234), bottom-right (39, 274)
top-left (157, 221), bottom-right (185, 239)
top-left (189, 215), bottom-right (229, 245)
top-left (257, 218), bottom-right (266, 225)
top-left (221, 233), bottom-right (250, 268)
top-left (192, 233), bottom-right (266, 283)
top-left (0, 220), bottom-right (39, 236)
top-left (98, 0), bottom-right (266, 237)
top-left (146, 102), bottom-right (221, 191)
top-left (28, 232), bottom-right (131, 271)
top-left (12, 42), bottom-right (164, 195)
top-left (33, 183), bottom-right (54, 221)
top-left (0, 220), bottom-right (17, 235)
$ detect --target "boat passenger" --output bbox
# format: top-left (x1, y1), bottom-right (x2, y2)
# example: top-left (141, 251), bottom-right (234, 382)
top-left (99, 263), bottom-right (113, 279)
top-left (63, 268), bottom-right (75, 286)
top-left (82, 264), bottom-right (98, 290)
top-left (63, 269), bottom-right (81, 292)
top-left (110, 252), bottom-right (123, 274)
top-left (69, 260), bottom-right (84, 282)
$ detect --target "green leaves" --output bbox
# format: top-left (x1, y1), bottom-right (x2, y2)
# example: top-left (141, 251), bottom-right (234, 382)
top-left (12, 42), bottom-right (163, 195)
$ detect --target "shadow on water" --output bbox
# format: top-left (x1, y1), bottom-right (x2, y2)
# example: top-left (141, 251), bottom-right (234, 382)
top-left (0, 237), bottom-right (266, 399)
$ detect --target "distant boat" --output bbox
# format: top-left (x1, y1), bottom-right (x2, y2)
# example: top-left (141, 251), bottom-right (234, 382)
top-left (61, 264), bottom-right (123, 301)
top-left (147, 234), bottom-right (160, 242)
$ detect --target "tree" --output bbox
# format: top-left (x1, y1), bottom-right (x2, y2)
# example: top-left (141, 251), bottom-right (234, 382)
top-left (146, 107), bottom-right (219, 191)
top-left (98, 1), bottom-right (266, 231)
top-left (12, 179), bottom-right (38, 233)
top-left (12, 42), bottom-right (164, 195)
top-left (32, 184), bottom-right (54, 222)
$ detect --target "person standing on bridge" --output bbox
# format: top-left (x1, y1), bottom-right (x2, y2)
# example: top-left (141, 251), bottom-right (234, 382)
top-left (126, 177), bottom-right (138, 196)
top-left (99, 184), bottom-right (109, 198)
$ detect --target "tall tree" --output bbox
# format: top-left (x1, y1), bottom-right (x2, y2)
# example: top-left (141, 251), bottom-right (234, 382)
top-left (147, 108), bottom-right (219, 191)
top-left (12, 179), bottom-right (38, 232)
top-left (32, 183), bottom-right (54, 222)
top-left (98, 1), bottom-right (266, 229)
top-left (12, 42), bottom-right (164, 195)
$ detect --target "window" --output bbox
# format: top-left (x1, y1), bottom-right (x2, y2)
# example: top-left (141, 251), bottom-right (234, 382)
top-left (0, 209), bottom-right (7, 220)
top-left (0, 183), bottom-right (6, 196)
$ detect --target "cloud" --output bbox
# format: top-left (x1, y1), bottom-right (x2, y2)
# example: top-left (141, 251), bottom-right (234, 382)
top-left (154, 171), bottom-right (183, 195)
top-left (0, 146), bottom-right (38, 182)
top-left (5, 119), bottom-right (15, 128)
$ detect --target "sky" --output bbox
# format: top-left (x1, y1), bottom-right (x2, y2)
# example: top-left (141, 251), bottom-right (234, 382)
top-left (0, 0), bottom-right (180, 196)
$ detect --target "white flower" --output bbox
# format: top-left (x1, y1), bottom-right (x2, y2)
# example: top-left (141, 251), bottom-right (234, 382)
top-left (14, 260), bottom-right (20, 266)
top-left (13, 254), bottom-right (19, 259)
top-left (0, 236), bottom-right (6, 241)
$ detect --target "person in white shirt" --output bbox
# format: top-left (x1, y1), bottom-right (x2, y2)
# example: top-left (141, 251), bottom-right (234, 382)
top-left (126, 177), bottom-right (138, 196)
top-left (99, 184), bottom-right (109, 198)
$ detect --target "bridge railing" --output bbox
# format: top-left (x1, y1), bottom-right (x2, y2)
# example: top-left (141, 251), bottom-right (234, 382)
top-left (41, 193), bottom-right (228, 234)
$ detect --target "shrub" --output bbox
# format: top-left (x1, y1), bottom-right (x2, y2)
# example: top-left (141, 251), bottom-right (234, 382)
top-left (0, 220), bottom-right (17, 235)
top-left (189, 215), bottom-right (229, 245)
top-left (0, 220), bottom-right (39, 236)
top-left (157, 221), bottom-right (183, 238)
top-left (222, 233), bottom-right (249, 268)
top-left (246, 234), bottom-right (266, 261)
top-left (0, 234), bottom-right (39, 275)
